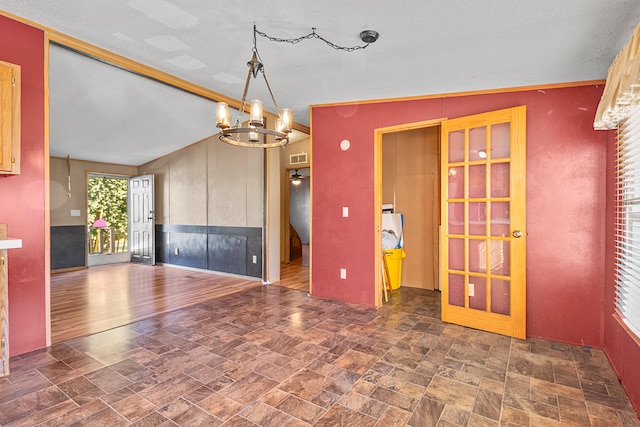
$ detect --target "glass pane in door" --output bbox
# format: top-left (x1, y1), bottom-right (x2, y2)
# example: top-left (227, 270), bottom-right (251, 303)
top-left (469, 127), bottom-right (487, 161)
top-left (491, 202), bottom-right (510, 236)
top-left (491, 123), bottom-right (510, 159)
top-left (469, 165), bottom-right (486, 198)
top-left (469, 239), bottom-right (487, 273)
top-left (449, 130), bottom-right (465, 162)
top-left (468, 202), bottom-right (486, 235)
top-left (491, 163), bottom-right (510, 198)
top-left (469, 276), bottom-right (486, 311)
top-left (448, 202), bottom-right (465, 234)
top-left (490, 240), bottom-right (510, 276)
top-left (448, 167), bottom-right (464, 198)
top-left (449, 274), bottom-right (465, 307)
top-left (448, 238), bottom-right (464, 271)
top-left (491, 279), bottom-right (511, 315)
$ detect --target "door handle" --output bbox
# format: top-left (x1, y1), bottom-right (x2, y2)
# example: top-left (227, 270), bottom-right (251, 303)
top-left (512, 230), bottom-right (523, 238)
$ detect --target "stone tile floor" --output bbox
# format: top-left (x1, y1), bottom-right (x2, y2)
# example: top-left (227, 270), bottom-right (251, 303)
top-left (0, 286), bottom-right (638, 426)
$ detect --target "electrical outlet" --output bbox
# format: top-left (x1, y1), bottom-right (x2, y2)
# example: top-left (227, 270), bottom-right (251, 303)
top-left (340, 268), bottom-right (347, 279)
top-left (70, 209), bottom-right (81, 217)
top-left (342, 206), bottom-right (349, 217)
top-left (468, 283), bottom-right (475, 297)
top-left (252, 255), bottom-right (257, 264)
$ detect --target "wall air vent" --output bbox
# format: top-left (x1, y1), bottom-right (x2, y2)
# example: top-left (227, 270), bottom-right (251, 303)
top-left (289, 152), bottom-right (308, 165)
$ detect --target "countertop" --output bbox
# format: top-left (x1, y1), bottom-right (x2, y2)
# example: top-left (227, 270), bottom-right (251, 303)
top-left (0, 238), bottom-right (22, 250)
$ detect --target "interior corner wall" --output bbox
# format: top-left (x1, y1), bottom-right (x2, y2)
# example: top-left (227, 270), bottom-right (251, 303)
top-left (311, 85), bottom-right (610, 347)
top-left (0, 15), bottom-right (47, 355)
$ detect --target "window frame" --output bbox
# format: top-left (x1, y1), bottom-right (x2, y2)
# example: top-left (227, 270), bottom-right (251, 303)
top-left (615, 103), bottom-right (640, 341)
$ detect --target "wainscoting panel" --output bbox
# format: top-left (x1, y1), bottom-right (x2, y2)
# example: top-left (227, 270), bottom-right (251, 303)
top-left (170, 231), bottom-right (208, 269)
top-left (156, 224), bottom-right (262, 278)
top-left (51, 226), bottom-right (86, 270)
top-left (208, 234), bottom-right (247, 275)
top-left (247, 235), bottom-right (262, 278)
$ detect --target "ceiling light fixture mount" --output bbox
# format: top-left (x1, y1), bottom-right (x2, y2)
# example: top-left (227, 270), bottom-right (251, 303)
top-left (360, 30), bottom-right (379, 44)
top-left (216, 24), bottom-right (380, 149)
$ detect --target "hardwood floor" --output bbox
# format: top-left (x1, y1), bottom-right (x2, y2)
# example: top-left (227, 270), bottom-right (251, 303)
top-left (276, 256), bottom-right (309, 291)
top-left (51, 260), bottom-right (310, 344)
top-left (50, 263), bottom-right (263, 343)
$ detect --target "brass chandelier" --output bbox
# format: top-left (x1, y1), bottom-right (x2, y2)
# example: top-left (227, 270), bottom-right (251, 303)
top-left (216, 24), bottom-right (379, 148)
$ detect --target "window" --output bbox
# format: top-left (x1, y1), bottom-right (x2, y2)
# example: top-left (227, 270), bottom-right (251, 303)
top-left (615, 103), bottom-right (640, 339)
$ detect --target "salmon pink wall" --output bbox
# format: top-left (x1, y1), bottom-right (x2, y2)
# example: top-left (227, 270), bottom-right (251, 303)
top-left (0, 16), bottom-right (47, 355)
top-left (311, 85), bottom-right (609, 347)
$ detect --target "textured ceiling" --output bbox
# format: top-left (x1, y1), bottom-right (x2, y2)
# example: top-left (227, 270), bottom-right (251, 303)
top-left (2, 1), bottom-right (640, 165)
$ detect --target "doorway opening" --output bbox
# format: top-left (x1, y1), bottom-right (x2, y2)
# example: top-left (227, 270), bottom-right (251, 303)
top-left (87, 173), bottom-right (129, 266)
top-left (375, 119), bottom-right (444, 306)
top-left (288, 168), bottom-right (310, 265)
top-left (281, 166), bottom-right (310, 291)
top-left (382, 125), bottom-right (441, 290)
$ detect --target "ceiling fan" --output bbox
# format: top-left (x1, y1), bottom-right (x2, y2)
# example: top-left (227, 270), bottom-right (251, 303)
top-left (290, 169), bottom-right (310, 185)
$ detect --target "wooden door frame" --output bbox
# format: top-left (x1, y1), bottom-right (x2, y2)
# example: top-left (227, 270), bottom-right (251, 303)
top-left (374, 118), bottom-right (445, 307)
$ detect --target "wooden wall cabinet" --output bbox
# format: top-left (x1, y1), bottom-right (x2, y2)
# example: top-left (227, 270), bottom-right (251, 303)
top-left (0, 60), bottom-right (21, 175)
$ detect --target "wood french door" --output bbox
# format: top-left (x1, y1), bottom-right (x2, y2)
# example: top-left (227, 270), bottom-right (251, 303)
top-left (129, 174), bottom-right (155, 265)
top-left (440, 106), bottom-right (527, 339)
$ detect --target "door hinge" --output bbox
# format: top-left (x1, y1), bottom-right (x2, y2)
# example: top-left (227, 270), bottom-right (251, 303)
top-left (0, 256), bottom-right (4, 268)
top-left (11, 76), bottom-right (15, 87)
top-left (11, 155), bottom-right (15, 165)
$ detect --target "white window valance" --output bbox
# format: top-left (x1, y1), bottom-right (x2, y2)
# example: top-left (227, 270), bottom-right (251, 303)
top-left (595, 22), bottom-right (640, 130)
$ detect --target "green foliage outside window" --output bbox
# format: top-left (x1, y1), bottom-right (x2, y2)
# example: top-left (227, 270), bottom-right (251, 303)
top-left (87, 176), bottom-right (128, 253)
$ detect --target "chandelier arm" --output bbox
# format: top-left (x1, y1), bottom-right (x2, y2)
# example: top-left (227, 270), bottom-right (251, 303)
top-left (261, 71), bottom-right (281, 114)
top-left (239, 62), bottom-right (253, 116)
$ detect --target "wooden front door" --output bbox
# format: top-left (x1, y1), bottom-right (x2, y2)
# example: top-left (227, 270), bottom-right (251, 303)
top-left (440, 106), bottom-right (527, 339)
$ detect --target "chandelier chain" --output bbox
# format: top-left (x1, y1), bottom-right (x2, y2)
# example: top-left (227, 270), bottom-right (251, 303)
top-left (254, 26), bottom-right (371, 52)
top-left (262, 72), bottom-right (281, 114)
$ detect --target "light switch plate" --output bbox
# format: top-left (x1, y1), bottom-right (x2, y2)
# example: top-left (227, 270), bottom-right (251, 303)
top-left (70, 209), bottom-right (81, 217)
top-left (342, 206), bottom-right (349, 217)
top-left (340, 268), bottom-right (347, 279)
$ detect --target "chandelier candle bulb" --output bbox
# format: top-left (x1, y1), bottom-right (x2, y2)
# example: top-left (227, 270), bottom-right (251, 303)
top-left (281, 108), bottom-right (293, 133)
top-left (216, 102), bottom-right (230, 129)
top-left (249, 130), bottom-right (259, 142)
top-left (249, 100), bottom-right (263, 127)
